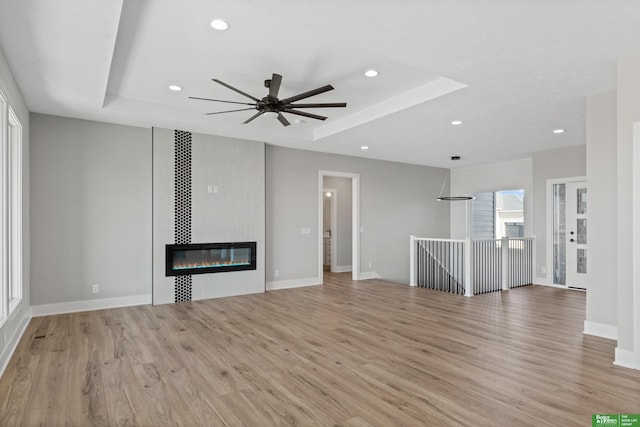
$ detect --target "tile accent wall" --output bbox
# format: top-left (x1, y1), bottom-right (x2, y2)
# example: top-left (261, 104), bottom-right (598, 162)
top-left (174, 130), bottom-right (192, 302)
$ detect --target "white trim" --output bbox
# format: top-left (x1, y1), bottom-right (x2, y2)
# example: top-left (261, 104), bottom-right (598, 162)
top-left (0, 304), bottom-right (30, 378)
top-left (0, 89), bottom-right (7, 323)
top-left (545, 176), bottom-right (586, 287)
top-left (7, 106), bottom-right (22, 314)
top-left (31, 294), bottom-right (152, 317)
top-left (614, 347), bottom-right (640, 370)
top-left (266, 276), bottom-right (322, 291)
top-left (535, 276), bottom-right (553, 286)
top-left (536, 281), bottom-right (568, 289)
top-left (583, 321), bottom-right (618, 340)
top-left (358, 271), bottom-right (382, 280)
top-left (412, 237), bottom-right (467, 243)
top-left (332, 265), bottom-right (352, 273)
top-left (318, 170), bottom-right (360, 281)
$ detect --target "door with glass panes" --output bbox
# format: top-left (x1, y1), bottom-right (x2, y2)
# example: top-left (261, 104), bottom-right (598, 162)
top-left (565, 181), bottom-right (587, 289)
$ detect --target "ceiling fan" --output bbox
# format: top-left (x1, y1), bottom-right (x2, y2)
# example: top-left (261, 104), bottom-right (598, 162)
top-left (189, 73), bottom-right (347, 126)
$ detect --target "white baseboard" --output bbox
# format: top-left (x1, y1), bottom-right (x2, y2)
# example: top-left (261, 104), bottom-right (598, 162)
top-left (0, 305), bottom-right (31, 379)
top-left (31, 294), bottom-right (152, 317)
top-left (535, 281), bottom-right (569, 289)
top-left (535, 276), bottom-right (552, 286)
top-left (266, 276), bottom-right (322, 291)
top-left (583, 321), bottom-right (618, 340)
top-left (357, 271), bottom-right (382, 280)
top-left (614, 347), bottom-right (640, 370)
top-left (331, 265), bottom-right (352, 273)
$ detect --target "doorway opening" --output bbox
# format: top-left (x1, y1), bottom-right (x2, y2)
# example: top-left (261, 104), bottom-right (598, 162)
top-left (318, 171), bottom-right (360, 281)
top-left (322, 187), bottom-right (338, 273)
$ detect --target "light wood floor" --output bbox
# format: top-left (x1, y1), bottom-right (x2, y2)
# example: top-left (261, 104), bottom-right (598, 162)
top-left (1, 273), bottom-right (638, 426)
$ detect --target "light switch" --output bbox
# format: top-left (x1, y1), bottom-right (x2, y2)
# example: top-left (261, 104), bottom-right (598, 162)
top-left (301, 227), bottom-right (311, 235)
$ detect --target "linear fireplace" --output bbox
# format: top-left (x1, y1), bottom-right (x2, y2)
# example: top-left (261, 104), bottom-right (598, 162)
top-left (165, 242), bottom-right (257, 276)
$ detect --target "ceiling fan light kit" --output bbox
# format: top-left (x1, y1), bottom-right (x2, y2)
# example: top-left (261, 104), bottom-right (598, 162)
top-left (190, 73), bottom-right (347, 126)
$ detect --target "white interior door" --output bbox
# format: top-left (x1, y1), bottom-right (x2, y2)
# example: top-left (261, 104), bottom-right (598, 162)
top-left (565, 181), bottom-right (587, 289)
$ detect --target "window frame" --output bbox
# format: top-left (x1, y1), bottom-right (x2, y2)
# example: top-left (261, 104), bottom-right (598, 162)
top-left (7, 105), bottom-right (22, 313)
top-left (0, 88), bottom-right (23, 326)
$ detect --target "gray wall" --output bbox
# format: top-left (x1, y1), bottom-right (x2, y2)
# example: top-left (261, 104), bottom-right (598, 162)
top-left (616, 56), bottom-right (640, 352)
top-left (586, 90), bottom-right (617, 331)
top-left (152, 128), bottom-right (265, 304)
top-left (532, 145), bottom-right (586, 282)
top-left (324, 176), bottom-right (352, 269)
top-left (323, 194), bottom-right (331, 234)
top-left (266, 146), bottom-right (449, 284)
top-left (30, 114), bottom-right (152, 305)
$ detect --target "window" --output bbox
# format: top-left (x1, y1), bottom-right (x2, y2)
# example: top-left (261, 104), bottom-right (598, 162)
top-left (0, 89), bottom-right (22, 325)
top-left (471, 189), bottom-right (525, 239)
top-left (7, 107), bottom-right (22, 312)
top-left (552, 183), bottom-right (566, 285)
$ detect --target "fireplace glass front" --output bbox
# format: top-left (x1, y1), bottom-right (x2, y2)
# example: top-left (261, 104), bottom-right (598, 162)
top-left (165, 242), bottom-right (257, 276)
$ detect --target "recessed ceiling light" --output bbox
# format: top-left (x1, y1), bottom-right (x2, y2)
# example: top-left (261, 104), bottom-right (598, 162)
top-left (451, 120), bottom-right (463, 126)
top-left (210, 19), bottom-right (229, 31)
top-left (364, 69), bottom-right (378, 78)
top-left (361, 146), bottom-right (369, 150)
top-left (553, 128), bottom-right (565, 134)
top-left (168, 85), bottom-right (182, 91)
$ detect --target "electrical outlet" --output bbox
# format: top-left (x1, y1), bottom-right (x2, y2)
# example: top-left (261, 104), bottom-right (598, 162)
top-left (541, 266), bottom-right (546, 274)
top-left (92, 284), bottom-right (99, 294)
top-left (368, 261), bottom-right (372, 268)
top-left (275, 270), bottom-right (280, 278)
top-left (207, 185), bottom-right (213, 193)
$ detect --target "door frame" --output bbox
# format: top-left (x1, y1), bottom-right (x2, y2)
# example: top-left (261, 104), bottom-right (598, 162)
top-left (318, 171), bottom-right (360, 281)
top-left (545, 175), bottom-right (586, 288)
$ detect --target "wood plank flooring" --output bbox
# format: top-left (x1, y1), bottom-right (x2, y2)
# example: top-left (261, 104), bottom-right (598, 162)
top-left (1, 273), bottom-right (638, 426)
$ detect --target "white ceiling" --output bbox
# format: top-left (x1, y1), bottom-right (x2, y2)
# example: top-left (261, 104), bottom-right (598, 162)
top-left (0, 0), bottom-right (638, 168)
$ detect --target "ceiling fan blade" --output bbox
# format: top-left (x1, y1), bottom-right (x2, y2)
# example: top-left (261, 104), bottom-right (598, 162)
top-left (277, 113), bottom-right (291, 127)
top-left (269, 73), bottom-right (282, 99)
top-left (212, 79), bottom-right (260, 102)
top-left (283, 109), bottom-right (328, 121)
top-left (280, 85), bottom-right (334, 104)
top-left (189, 96), bottom-right (256, 106)
top-left (243, 111), bottom-right (264, 124)
top-left (285, 102), bottom-right (347, 109)
top-left (204, 108), bottom-right (256, 116)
